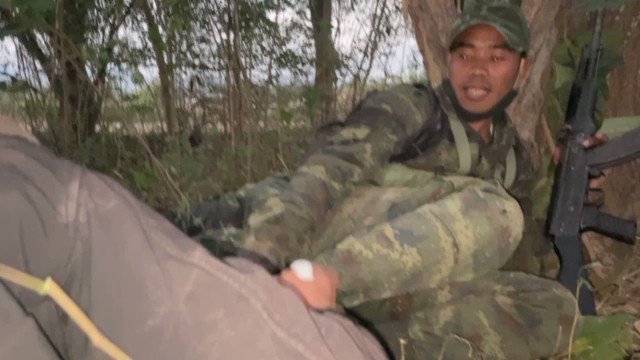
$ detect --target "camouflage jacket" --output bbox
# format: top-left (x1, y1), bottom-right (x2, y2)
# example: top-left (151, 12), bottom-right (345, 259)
top-left (243, 83), bottom-right (550, 274)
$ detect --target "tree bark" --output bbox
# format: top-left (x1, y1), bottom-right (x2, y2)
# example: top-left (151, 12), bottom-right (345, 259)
top-left (402, 0), bottom-right (457, 87)
top-left (231, 0), bottom-right (244, 135)
top-left (403, 0), bottom-right (561, 167)
top-left (509, 1), bottom-right (562, 165)
top-left (138, 0), bottom-right (179, 134)
top-left (50, 0), bottom-right (100, 154)
top-left (0, 1), bottom-right (127, 155)
top-left (309, 0), bottom-right (339, 125)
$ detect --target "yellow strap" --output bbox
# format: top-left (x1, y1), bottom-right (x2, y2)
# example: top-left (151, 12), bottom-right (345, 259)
top-left (0, 263), bottom-right (132, 360)
top-left (447, 113), bottom-right (472, 175)
top-left (503, 147), bottom-right (517, 189)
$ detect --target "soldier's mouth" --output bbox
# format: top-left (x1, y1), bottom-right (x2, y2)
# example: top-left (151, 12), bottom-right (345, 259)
top-left (462, 86), bottom-right (491, 102)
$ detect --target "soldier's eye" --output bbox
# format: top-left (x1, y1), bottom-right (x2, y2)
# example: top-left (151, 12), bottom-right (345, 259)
top-left (490, 56), bottom-right (505, 63)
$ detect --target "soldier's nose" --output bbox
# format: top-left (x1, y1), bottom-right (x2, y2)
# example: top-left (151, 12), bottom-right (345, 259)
top-left (470, 63), bottom-right (488, 76)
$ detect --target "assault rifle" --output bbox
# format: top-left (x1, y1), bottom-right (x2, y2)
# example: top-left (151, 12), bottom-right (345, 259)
top-left (548, 10), bottom-right (640, 315)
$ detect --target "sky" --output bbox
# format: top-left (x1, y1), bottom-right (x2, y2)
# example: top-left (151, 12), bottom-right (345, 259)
top-left (0, 4), bottom-right (424, 90)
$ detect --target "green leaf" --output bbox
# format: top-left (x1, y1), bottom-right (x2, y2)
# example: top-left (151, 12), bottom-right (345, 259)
top-left (131, 69), bottom-right (146, 86)
top-left (13, 0), bottom-right (54, 12)
top-left (130, 164), bottom-right (155, 192)
top-left (0, 22), bottom-right (24, 38)
top-left (573, 30), bottom-right (625, 77)
top-left (571, 314), bottom-right (637, 360)
top-left (554, 63), bottom-right (574, 90)
top-left (573, 0), bottom-right (632, 12)
top-left (0, 78), bottom-right (30, 93)
top-left (600, 116), bottom-right (640, 139)
top-left (148, 26), bottom-right (164, 52)
top-left (280, 109), bottom-right (293, 124)
top-left (32, 0), bottom-right (54, 12)
top-left (601, 28), bottom-right (627, 51)
top-left (565, 37), bottom-right (583, 67)
top-left (553, 42), bottom-right (571, 67)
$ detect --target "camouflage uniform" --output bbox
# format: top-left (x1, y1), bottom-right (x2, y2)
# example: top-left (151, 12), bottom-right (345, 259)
top-left (187, 2), bottom-right (580, 359)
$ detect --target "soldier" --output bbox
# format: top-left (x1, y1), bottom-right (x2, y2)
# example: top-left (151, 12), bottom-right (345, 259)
top-left (187, 1), bottom-right (585, 359)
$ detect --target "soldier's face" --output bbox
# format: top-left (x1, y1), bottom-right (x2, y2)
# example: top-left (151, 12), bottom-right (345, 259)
top-left (448, 24), bottom-right (528, 114)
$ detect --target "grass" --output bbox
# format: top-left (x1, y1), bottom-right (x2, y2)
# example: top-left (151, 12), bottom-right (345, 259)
top-left (69, 128), bottom-right (312, 214)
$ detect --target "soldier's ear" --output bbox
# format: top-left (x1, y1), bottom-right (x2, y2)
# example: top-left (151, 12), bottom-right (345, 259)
top-left (515, 57), bottom-right (532, 88)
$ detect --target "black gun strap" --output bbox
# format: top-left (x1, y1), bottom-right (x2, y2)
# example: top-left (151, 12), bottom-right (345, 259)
top-left (554, 234), bottom-right (597, 315)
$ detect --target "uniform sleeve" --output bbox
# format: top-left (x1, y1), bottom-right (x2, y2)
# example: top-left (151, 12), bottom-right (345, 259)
top-left (243, 85), bottom-right (439, 267)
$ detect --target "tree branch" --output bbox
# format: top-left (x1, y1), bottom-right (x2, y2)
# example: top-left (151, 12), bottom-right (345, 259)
top-left (0, 7), bottom-right (55, 85)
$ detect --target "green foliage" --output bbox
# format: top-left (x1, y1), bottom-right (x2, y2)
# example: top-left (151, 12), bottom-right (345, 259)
top-left (147, 25), bottom-right (164, 53)
top-left (302, 85), bottom-right (322, 120)
top-left (12, 0), bottom-right (55, 12)
top-left (600, 116), bottom-right (640, 139)
top-left (544, 28), bottom-right (624, 137)
top-left (574, 0), bottom-right (633, 13)
top-left (0, 79), bottom-right (30, 92)
top-left (570, 314), bottom-right (639, 359)
top-left (130, 163), bottom-right (156, 194)
top-left (279, 109), bottom-right (294, 125)
top-left (0, 0), bottom-right (54, 38)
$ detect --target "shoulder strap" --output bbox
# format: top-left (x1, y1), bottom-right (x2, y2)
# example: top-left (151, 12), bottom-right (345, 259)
top-left (449, 111), bottom-right (518, 187)
top-left (503, 146), bottom-right (517, 189)
top-left (0, 262), bottom-right (131, 359)
top-left (447, 113), bottom-right (472, 175)
top-left (493, 147), bottom-right (517, 189)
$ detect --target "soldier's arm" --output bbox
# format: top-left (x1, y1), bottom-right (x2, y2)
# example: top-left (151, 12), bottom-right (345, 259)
top-left (243, 85), bottom-right (439, 267)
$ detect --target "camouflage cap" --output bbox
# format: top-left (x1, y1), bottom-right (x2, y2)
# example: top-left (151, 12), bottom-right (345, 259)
top-left (449, 0), bottom-right (531, 55)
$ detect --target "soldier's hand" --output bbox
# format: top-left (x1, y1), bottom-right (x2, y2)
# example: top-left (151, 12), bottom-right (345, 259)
top-left (584, 133), bottom-right (612, 189)
top-left (553, 133), bottom-right (612, 189)
top-left (279, 260), bottom-right (339, 310)
top-left (582, 132), bottom-right (609, 149)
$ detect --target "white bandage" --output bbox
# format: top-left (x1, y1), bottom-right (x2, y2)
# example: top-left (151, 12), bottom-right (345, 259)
top-left (290, 259), bottom-right (314, 282)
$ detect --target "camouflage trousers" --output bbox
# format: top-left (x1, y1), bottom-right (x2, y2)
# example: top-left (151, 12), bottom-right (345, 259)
top-left (190, 165), bottom-right (581, 359)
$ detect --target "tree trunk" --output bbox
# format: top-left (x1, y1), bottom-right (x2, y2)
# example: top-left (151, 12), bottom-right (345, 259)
top-left (510, 1), bottom-right (562, 165)
top-left (231, 0), bottom-right (244, 135)
top-left (50, 0), bottom-right (101, 155)
top-left (403, 0), bottom-right (561, 166)
top-left (1, 1), bottom-right (130, 155)
top-left (402, 0), bottom-right (457, 87)
top-left (138, 0), bottom-right (178, 134)
top-left (309, 0), bottom-right (338, 125)
top-left (53, 51), bottom-right (101, 154)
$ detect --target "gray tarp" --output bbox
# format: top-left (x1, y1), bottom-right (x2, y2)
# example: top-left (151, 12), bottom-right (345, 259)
top-left (0, 131), bottom-right (386, 360)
